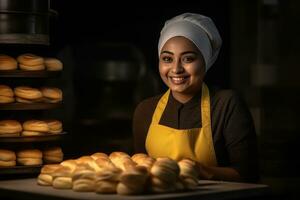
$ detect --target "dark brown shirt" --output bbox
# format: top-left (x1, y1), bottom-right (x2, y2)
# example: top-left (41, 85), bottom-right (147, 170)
top-left (133, 86), bottom-right (259, 182)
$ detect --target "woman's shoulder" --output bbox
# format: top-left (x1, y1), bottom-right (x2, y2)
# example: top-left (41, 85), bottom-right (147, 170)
top-left (209, 85), bottom-right (246, 105)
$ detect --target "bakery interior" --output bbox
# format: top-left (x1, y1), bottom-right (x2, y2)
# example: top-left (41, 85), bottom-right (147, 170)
top-left (0, 0), bottom-right (300, 199)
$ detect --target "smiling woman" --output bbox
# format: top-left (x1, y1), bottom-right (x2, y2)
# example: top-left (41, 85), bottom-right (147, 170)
top-left (133, 13), bottom-right (260, 183)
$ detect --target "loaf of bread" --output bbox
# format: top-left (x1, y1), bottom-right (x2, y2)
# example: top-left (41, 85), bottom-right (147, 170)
top-left (37, 164), bottom-right (61, 186)
top-left (0, 149), bottom-right (16, 167)
top-left (0, 54), bottom-right (17, 70)
top-left (0, 85), bottom-right (14, 104)
top-left (17, 53), bottom-right (45, 71)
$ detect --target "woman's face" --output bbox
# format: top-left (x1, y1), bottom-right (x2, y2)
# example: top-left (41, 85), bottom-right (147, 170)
top-left (159, 36), bottom-right (206, 102)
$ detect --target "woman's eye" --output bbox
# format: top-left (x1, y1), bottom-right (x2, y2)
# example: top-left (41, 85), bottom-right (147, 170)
top-left (182, 56), bottom-right (195, 63)
top-left (162, 56), bottom-right (172, 63)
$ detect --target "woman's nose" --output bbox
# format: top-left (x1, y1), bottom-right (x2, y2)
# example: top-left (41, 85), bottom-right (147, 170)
top-left (171, 60), bottom-right (184, 74)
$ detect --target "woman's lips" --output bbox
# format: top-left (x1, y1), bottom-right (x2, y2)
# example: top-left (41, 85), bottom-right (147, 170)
top-left (169, 76), bottom-right (189, 85)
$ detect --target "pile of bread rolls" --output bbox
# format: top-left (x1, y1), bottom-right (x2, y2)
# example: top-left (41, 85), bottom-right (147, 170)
top-left (37, 151), bottom-right (200, 195)
top-left (0, 54), bottom-right (63, 71)
top-left (0, 84), bottom-right (62, 104)
top-left (0, 147), bottom-right (63, 167)
top-left (0, 119), bottom-right (63, 137)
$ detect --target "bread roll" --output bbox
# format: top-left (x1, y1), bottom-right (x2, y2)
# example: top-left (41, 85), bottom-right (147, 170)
top-left (43, 146), bottom-right (63, 164)
top-left (52, 166), bottom-right (73, 189)
top-left (0, 96), bottom-right (14, 104)
top-left (0, 85), bottom-right (14, 97)
top-left (37, 164), bottom-right (61, 186)
top-left (0, 120), bottom-right (22, 135)
top-left (44, 119), bottom-right (62, 134)
top-left (0, 149), bottom-right (16, 167)
top-left (17, 53), bottom-right (45, 70)
top-left (17, 158), bottom-right (43, 166)
top-left (91, 152), bottom-right (108, 160)
top-left (178, 159), bottom-right (199, 189)
top-left (72, 169), bottom-right (96, 192)
top-left (17, 149), bottom-right (42, 158)
top-left (150, 157), bottom-right (180, 183)
top-left (95, 181), bottom-right (118, 194)
top-left (14, 86), bottom-right (43, 100)
top-left (15, 97), bottom-right (43, 104)
top-left (60, 159), bottom-right (77, 172)
top-left (23, 120), bottom-right (49, 133)
top-left (44, 57), bottom-right (63, 71)
top-left (21, 130), bottom-right (45, 136)
top-left (40, 87), bottom-right (62, 101)
top-left (0, 54), bottom-right (17, 70)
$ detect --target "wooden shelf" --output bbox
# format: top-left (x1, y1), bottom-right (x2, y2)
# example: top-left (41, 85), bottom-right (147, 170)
top-left (0, 70), bottom-right (61, 78)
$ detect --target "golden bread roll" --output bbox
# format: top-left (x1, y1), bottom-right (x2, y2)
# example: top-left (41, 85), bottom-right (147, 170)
top-left (109, 151), bottom-right (132, 170)
top-left (15, 97), bottom-right (43, 104)
top-left (0, 54), bottom-right (17, 70)
top-left (60, 159), bottom-right (77, 172)
top-left (95, 180), bottom-right (118, 194)
top-left (17, 149), bottom-right (42, 158)
top-left (40, 87), bottom-right (62, 101)
top-left (17, 158), bottom-right (43, 165)
top-left (76, 156), bottom-right (94, 164)
top-left (44, 57), bottom-right (63, 71)
top-left (52, 166), bottom-right (73, 189)
top-left (21, 130), bottom-right (45, 136)
top-left (23, 120), bottom-right (49, 133)
top-left (94, 157), bottom-right (117, 171)
top-left (150, 157), bottom-right (180, 184)
top-left (37, 164), bottom-right (61, 186)
top-left (0, 149), bottom-right (16, 161)
top-left (43, 146), bottom-right (64, 164)
top-left (72, 169), bottom-right (96, 192)
top-left (44, 119), bottom-right (62, 134)
top-left (0, 96), bottom-right (14, 104)
top-left (0, 149), bottom-right (16, 166)
top-left (14, 86), bottom-right (43, 100)
top-left (19, 63), bottom-right (45, 71)
top-left (95, 167), bottom-right (122, 182)
top-left (0, 160), bottom-right (16, 167)
top-left (17, 53), bottom-right (44, 65)
top-left (117, 166), bottom-right (149, 195)
top-left (0, 85), bottom-right (14, 97)
top-left (178, 159), bottom-right (199, 179)
top-left (131, 153), bottom-right (149, 162)
top-left (37, 174), bottom-right (53, 186)
top-left (91, 152), bottom-right (108, 160)
top-left (0, 120), bottom-right (22, 135)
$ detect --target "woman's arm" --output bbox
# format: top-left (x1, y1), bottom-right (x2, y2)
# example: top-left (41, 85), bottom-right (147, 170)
top-left (197, 163), bottom-right (242, 182)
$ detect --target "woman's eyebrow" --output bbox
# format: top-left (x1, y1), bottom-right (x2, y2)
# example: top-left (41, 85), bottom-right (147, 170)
top-left (181, 51), bottom-right (197, 55)
top-left (160, 50), bottom-right (173, 55)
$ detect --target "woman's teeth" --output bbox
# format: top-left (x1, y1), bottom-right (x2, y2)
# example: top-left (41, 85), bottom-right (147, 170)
top-left (170, 77), bottom-right (187, 84)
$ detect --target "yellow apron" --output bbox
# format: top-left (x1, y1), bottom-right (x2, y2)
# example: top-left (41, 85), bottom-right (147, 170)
top-left (145, 83), bottom-right (217, 166)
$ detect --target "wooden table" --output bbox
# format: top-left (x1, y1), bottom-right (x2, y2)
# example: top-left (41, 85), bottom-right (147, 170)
top-left (0, 178), bottom-right (271, 200)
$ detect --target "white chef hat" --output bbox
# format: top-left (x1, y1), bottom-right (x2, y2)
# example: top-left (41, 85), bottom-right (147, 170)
top-left (158, 13), bottom-right (222, 72)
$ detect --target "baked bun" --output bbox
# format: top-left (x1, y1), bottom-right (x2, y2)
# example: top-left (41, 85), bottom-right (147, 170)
top-left (60, 159), bottom-right (77, 172)
top-left (15, 97), bottom-right (43, 104)
top-left (178, 159), bottom-right (199, 189)
top-left (0, 149), bottom-right (16, 167)
top-left (44, 57), bottom-right (63, 71)
top-left (40, 87), bottom-right (62, 103)
top-left (37, 164), bottom-right (61, 186)
top-left (44, 119), bottom-right (62, 134)
top-left (0, 120), bottom-right (22, 136)
top-left (52, 166), bottom-right (73, 189)
top-left (0, 85), bottom-right (14, 104)
top-left (94, 168), bottom-right (122, 194)
top-left (17, 149), bottom-right (43, 166)
top-left (21, 130), bottom-right (45, 136)
top-left (117, 165), bottom-right (149, 195)
top-left (23, 120), bottom-right (49, 133)
top-left (43, 146), bottom-right (63, 164)
top-left (132, 153), bottom-right (155, 170)
top-left (0, 54), bottom-right (17, 70)
top-left (72, 168), bottom-right (96, 192)
top-left (109, 151), bottom-right (132, 170)
top-left (91, 152), bottom-right (108, 160)
top-left (14, 86), bottom-right (43, 100)
top-left (17, 53), bottom-right (45, 71)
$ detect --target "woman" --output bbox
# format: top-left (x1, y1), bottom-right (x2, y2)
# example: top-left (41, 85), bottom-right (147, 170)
top-left (133, 13), bottom-right (259, 182)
